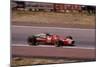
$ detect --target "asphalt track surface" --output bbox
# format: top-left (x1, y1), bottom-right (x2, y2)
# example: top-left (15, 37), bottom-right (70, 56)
top-left (12, 25), bottom-right (96, 48)
top-left (12, 46), bottom-right (96, 60)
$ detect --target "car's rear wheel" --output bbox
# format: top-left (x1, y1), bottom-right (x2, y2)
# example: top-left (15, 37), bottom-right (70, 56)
top-left (55, 40), bottom-right (63, 47)
top-left (27, 36), bottom-right (33, 45)
top-left (27, 36), bottom-right (37, 46)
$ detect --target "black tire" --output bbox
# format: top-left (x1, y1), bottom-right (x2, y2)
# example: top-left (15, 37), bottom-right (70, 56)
top-left (72, 41), bottom-right (75, 45)
top-left (27, 36), bottom-right (37, 46)
top-left (27, 36), bottom-right (33, 45)
top-left (55, 40), bottom-right (63, 47)
top-left (68, 41), bottom-right (75, 46)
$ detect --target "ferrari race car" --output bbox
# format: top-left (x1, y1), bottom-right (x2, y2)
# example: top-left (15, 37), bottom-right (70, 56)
top-left (27, 33), bottom-right (75, 47)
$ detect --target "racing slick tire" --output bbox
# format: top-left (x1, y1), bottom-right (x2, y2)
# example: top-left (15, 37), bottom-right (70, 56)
top-left (55, 40), bottom-right (63, 47)
top-left (27, 36), bottom-right (37, 46)
top-left (66, 36), bottom-right (75, 46)
top-left (68, 41), bottom-right (75, 46)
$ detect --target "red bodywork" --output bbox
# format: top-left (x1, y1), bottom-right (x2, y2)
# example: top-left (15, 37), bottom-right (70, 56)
top-left (35, 34), bottom-right (74, 46)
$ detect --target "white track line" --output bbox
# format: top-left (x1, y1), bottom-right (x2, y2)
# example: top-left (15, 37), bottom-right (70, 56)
top-left (12, 44), bottom-right (95, 50)
top-left (12, 25), bottom-right (95, 30)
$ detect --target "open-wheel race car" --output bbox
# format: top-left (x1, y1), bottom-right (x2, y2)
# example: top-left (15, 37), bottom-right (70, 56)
top-left (27, 33), bottom-right (75, 47)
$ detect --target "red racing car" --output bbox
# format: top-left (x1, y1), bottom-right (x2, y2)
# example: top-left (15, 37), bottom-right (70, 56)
top-left (27, 33), bottom-right (75, 47)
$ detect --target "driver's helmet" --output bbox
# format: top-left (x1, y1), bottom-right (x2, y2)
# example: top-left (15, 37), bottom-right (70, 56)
top-left (66, 36), bottom-right (72, 39)
top-left (45, 33), bottom-right (51, 36)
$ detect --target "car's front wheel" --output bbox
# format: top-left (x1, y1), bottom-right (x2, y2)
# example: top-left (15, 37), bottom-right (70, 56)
top-left (68, 41), bottom-right (75, 46)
